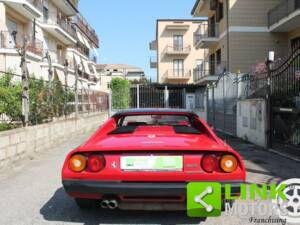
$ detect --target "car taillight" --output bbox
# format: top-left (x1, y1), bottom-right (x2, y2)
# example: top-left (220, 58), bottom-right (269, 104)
top-left (201, 154), bottom-right (218, 173)
top-left (220, 155), bottom-right (238, 173)
top-left (87, 155), bottom-right (105, 172)
top-left (69, 154), bottom-right (87, 172)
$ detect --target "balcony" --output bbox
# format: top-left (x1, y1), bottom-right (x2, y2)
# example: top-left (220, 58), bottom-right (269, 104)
top-left (162, 45), bottom-right (191, 57)
top-left (0, 31), bottom-right (43, 56)
top-left (194, 23), bottom-right (219, 49)
top-left (268, 0), bottom-right (300, 32)
top-left (194, 61), bottom-right (227, 84)
top-left (72, 14), bottom-right (99, 47)
top-left (164, 69), bottom-right (191, 81)
top-left (150, 57), bottom-right (157, 68)
top-left (39, 11), bottom-right (76, 45)
top-left (149, 40), bottom-right (157, 50)
top-left (2, 0), bottom-right (42, 19)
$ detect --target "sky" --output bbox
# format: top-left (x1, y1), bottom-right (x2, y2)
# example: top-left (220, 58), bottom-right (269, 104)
top-left (79, 0), bottom-right (197, 82)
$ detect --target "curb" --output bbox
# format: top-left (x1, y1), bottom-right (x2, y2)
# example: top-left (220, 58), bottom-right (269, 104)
top-left (267, 148), bottom-right (300, 163)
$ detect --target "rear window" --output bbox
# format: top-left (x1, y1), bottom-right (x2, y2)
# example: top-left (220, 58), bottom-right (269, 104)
top-left (118, 114), bottom-right (191, 127)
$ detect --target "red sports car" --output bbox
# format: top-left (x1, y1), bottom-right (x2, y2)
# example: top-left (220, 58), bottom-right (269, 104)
top-left (62, 109), bottom-right (246, 210)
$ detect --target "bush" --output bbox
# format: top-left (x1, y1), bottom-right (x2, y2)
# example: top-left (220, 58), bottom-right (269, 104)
top-left (0, 71), bottom-right (76, 130)
top-left (0, 72), bottom-right (23, 124)
top-left (111, 78), bottom-right (130, 109)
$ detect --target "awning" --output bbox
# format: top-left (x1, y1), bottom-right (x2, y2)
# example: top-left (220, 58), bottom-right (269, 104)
top-left (54, 68), bottom-right (65, 84)
top-left (82, 36), bottom-right (91, 49)
top-left (83, 61), bottom-right (91, 74)
top-left (76, 31), bottom-right (85, 45)
top-left (90, 64), bottom-right (97, 75)
top-left (73, 53), bottom-right (83, 71)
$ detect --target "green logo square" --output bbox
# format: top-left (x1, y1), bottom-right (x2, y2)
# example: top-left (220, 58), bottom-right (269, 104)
top-left (187, 182), bottom-right (222, 217)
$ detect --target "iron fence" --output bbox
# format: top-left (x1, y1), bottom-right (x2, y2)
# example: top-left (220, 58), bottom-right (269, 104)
top-left (0, 70), bottom-right (108, 131)
top-left (111, 84), bottom-right (186, 112)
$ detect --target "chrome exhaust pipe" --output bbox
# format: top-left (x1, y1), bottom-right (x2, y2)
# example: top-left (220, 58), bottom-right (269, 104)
top-left (108, 200), bottom-right (118, 209)
top-left (100, 200), bottom-right (109, 208)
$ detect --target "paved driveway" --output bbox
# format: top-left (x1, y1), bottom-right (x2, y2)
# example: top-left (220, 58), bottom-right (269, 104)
top-left (0, 132), bottom-right (299, 225)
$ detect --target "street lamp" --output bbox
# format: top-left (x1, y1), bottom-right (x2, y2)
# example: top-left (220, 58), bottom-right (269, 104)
top-left (266, 51), bottom-right (274, 149)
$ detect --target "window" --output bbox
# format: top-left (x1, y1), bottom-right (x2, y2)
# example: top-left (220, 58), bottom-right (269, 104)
top-left (43, 0), bottom-right (49, 21)
top-left (216, 49), bottom-right (221, 65)
top-left (6, 19), bottom-right (18, 48)
top-left (173, 35), bottom-right (183, 51)
top-left (216, 2), bottom-right (224, 22)
top-left (208, 16), bottom-right (216, 37)
top-left (209, 54), bottom-right (215, 75)
top-left (119, 115), bottom-right (191, 127)
top-left (173, 59), bottom-right (184, 77)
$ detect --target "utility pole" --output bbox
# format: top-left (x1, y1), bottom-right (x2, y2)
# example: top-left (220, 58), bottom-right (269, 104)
top-left (266, 51), bottom-right (274, 149)
top-left (18, 37), bottom-right (30, 126)
top-left (63, 59), bottom-right (69, 117)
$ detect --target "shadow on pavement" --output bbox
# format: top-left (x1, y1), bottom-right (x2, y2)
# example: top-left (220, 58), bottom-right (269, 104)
top-left (40, 188), bottom-right (205, 225)
top-left (217, 132), bottom-right (300, 185)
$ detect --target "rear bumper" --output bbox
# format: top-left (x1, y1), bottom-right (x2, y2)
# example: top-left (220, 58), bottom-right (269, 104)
top-left (62, 180), bottom-right (243, 197)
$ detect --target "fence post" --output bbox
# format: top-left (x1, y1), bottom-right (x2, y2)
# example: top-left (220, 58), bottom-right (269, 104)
top-left (108, 88), bottom-right (112, 117)
top-left (164, 86), bottom-right (169, 108)
top-left (19, 37), bottom-right (29, 126)
top-left (74, 64), bottom-right (79, 118)
top-left (183, 88), bottom-right (186, 109)
top-left (136, 84), bottom-right (140, 109)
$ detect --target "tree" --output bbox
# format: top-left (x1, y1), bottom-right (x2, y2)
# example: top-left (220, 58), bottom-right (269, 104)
top-left (111, 78), bottom-right (130, 109)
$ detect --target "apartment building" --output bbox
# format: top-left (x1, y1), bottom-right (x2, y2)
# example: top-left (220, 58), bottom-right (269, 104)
top-left (0, 0), bottom-right (100, 91)
top-left (191, 0), bottom-right (300, 83)
top-left (150, 19), bottom-right (208, 84)
top-left (96, 64), bottom-right (146, 92)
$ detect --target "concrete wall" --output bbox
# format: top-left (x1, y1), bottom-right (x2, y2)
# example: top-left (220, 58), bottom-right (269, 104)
top-left (237, 99), bottom-right (266, 148)
top-left (0, 112), bottom-right (108, 169)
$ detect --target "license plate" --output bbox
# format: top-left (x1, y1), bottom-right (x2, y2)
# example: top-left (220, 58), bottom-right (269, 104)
top-left (120, 156), bottom-right (183, 171)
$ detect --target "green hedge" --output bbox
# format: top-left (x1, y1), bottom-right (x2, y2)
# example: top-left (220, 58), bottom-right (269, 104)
top-left (111, 78), bottom-right (130, 109)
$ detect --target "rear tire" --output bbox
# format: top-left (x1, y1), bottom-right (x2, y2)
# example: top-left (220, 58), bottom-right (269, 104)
top-left (75, 198), bottom-right (98, 209)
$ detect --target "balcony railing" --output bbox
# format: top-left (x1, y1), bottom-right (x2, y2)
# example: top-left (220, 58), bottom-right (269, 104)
top-left (150, 56), bottom-right (157, 68)
top-left (0, 31), bottom-right (43, 56)
top-left (164, 69), bottom-right (191, 80)
top-left (43, 11), bottom-right (76, 38)
top-left (194, 61), bottom-right (227, 82)
top-left (195, 23), bottom-right (219, 44)
top-left (162, 45), bottom-right (191, 56)
top-left (149, 40), bottom-right (157, 50)
top-left (28, 39), bottom-right (44, 56)
top-left (72, 14), bottom-right (99, 47)
top-left (193, 61), bottom-right (211, 82)
top-left (268, 0), bottom-right (300, 27)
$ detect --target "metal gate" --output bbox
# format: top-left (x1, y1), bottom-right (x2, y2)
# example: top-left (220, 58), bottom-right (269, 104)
top-left (207, 73), bottom-right (238, 135)
top-left (111, 84), bottom-right (186, 112)
top-left (270, 38), bottom-right (300, 154)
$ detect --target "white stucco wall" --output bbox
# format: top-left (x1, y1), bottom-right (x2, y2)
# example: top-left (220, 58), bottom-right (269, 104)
top-left (237, 98), bottom-right (267, 148)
